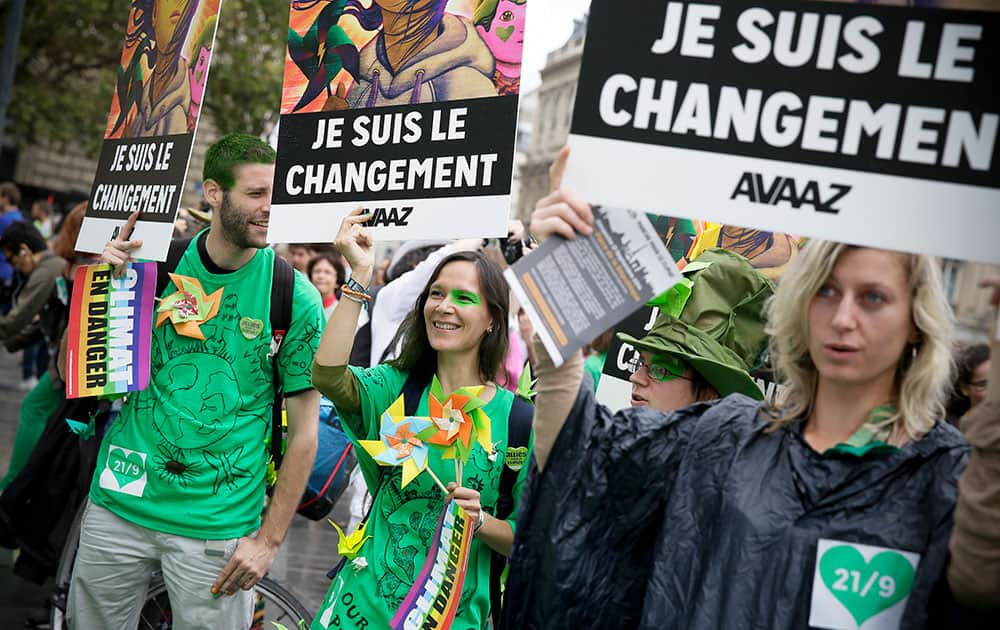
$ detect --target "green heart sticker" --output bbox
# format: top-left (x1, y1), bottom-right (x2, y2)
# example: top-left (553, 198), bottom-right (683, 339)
top-left (505, 446), bottom-right (527, 471)
top-left (240, 317), bottom-right (264, 340)
top-left (819, 545), bottom-right (915, 626)
top-left (496, 25), bottom-right (514, 42)
top-left (108, 448), bottom-right (145, 488)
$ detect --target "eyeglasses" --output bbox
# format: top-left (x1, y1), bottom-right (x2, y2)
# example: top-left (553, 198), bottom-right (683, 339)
top-left (967, 379), bottom-right (988, 391)
top-left (626, 354), bottom-right (690, 383)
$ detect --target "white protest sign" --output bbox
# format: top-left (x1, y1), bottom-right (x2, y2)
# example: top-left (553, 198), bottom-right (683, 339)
top-left (564, 0), bottom-right (1000, 263)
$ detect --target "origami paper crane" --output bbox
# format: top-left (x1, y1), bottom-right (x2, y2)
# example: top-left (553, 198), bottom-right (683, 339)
top-left (359, 395), bottom-right (435, 488)
top-left (328, 519), bottom-right (372, 560)
top-left (420, 376), bottom-right (493, 463)
top-left (156, 273), bottom-right (223, 340)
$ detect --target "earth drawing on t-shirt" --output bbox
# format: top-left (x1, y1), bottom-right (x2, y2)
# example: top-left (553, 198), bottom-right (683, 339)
top-left (131, 291), bottom-right (274, 494)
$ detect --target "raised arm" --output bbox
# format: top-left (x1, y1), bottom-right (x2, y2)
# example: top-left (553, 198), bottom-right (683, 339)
top-left (528, 146), bottom-right (595, 470)
top-left (948, 279), bottom-right (1000, 607)
top-left (314, 207), bottom-right (373, 369)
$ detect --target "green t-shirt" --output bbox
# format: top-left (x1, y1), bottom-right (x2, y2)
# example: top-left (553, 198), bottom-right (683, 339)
top-left (312, 364), bottom-right (533, 630)
top-left (89, 237), bottom-right (324, 539)
top-left (583, 352), bottom-right (606, 391)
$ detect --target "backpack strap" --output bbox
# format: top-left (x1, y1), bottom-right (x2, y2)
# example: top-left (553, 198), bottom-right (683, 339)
top-left (401, 370), bottom-right (429, 416)
top-left (155, 237), bottom-right (193, 297)
top-left (495, 396), bottom-right (533, 519)
top-left (268, 255), bottom-right (295, 468)
top-left (490, 394), bottom-right (534, 626)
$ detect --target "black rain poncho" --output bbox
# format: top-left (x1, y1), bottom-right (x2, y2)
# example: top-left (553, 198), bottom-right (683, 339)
top-left (502, 386), bottom-right (971, 629)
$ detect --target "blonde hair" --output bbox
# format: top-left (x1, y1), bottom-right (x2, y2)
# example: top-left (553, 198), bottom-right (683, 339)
top-left (764, 241), bottom-right (954, 442)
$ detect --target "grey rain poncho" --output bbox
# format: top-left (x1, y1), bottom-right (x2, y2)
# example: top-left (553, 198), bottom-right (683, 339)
top-left (502, 387), bottom-right (973, 629)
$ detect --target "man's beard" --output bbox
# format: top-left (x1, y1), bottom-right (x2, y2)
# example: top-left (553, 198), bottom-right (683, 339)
top-left (218, 192), bottom-right (261, 251)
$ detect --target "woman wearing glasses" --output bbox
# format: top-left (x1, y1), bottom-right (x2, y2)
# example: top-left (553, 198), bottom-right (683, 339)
top-left (619, 248), bottom-right (773, 413)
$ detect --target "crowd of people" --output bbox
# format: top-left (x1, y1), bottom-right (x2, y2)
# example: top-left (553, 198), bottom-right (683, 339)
top-left (0, 132), bottom-right (995, 630)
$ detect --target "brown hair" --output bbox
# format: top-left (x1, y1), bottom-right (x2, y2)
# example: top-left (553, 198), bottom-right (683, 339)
top-left (53, 202), bottom-right (88, 262)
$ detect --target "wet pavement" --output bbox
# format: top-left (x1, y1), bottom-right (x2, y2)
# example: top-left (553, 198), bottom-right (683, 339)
top-left (0, 349), bottom-right (350, 627)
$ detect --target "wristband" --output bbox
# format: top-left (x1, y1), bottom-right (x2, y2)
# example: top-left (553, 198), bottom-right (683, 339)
top-left (341, 292), bottom-right (367, 306)
top-left (473, 510), bottom-right (486, 535)
top-left (345, 276), bottom-right (369, 294)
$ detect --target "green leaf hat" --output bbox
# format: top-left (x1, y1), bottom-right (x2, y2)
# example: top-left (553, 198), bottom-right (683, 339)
top-left (617, 248), bottom-right (775, 400)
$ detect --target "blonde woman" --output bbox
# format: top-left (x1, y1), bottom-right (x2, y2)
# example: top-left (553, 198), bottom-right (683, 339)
top-left (499, 149), bottom-right (995, 629)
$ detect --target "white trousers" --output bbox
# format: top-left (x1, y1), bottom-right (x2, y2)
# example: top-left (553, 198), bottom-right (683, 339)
top-left (67, 501), bottom-right (254, 630)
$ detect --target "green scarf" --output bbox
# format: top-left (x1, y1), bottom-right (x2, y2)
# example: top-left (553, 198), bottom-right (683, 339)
top-left (822, 405), bottom-right (900, 458)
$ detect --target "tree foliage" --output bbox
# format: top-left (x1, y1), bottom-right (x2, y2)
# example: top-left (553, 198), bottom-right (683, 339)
top-left (203, 0), bottom-right (287, 137)
top-left (5, 0), bottom-right (288, 153)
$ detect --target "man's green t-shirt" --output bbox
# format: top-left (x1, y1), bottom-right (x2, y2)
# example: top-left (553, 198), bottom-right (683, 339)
top-left (89, 236), bottom-right (324, 539)
top-left (312, 364), bottom-right (533, 630)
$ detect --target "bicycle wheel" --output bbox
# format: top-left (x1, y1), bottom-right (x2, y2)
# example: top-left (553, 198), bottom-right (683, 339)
top-left (139, 574), bottom-right (313, 630)
top-left (50, 502), bottom-right (86, 630)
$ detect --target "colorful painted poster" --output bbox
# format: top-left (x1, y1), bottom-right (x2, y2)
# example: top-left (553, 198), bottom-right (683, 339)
top-left (65, 263), bottom-right (157, 399)
top-left (563, 0), bottom-right (1000, 264)
top-left (269, 0), bottom-right (529, 243)
top-left (391, 498), bottom-right (474, 630)
top-left (595, 219), bottom-right (799, 410)
top-left (76, 0), bottom-right (223, 261)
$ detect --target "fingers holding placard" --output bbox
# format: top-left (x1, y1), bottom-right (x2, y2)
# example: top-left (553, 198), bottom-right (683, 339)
top-left (102, 210), bottom-right (143, 278)
top-left (334, 206), bottom-right (374, 281)
top-left (531, 146), bottom-right (594, 243)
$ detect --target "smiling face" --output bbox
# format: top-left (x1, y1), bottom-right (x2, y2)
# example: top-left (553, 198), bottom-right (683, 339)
top-left (807, 248), bottom-right (917, 394)
top-left (310, 258), bottom-right (338, 298)
top-left (423, 261), bottom-right (493, 357)
top-left (477, 0), bottom-right (526, 65)
top-left (215, 162), bottom-right (274, 251)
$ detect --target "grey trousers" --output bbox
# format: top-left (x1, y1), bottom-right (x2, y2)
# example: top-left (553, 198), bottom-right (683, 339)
top-left (67, 501), bottom-right (254, 630)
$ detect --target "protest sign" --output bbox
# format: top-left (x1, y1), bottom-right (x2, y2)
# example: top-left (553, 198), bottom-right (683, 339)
top-left (506, 206), bottom-right (682, 367)
top-left (594, 219), bottom-right (794, 410)
top-left (564, 0), bottom-right (1000, 263)
top-left (65, 263), bottom-right (157, 399)
top-left (76, 0), bottom-right (222, 261)
top-left (391, 499), bottom-right (474, 630)
top-left (268, 0), bottom-right (529, 243)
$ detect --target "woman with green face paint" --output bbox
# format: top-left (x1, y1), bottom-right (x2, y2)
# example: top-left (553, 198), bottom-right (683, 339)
top-left (310, 208), bottom-right (533, 629)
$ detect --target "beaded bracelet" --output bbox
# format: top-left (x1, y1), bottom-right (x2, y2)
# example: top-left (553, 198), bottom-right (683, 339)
top-left (340, 285), bottom-right (371, 303)
top-left (341, 292), bottom-right (367, 306)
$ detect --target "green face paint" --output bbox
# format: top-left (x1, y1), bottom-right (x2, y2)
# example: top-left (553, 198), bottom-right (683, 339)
top-left (449, 289), bottom-right (482, 307)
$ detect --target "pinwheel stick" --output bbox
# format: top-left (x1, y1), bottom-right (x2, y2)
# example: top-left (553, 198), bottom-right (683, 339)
top-left (425, 466), bottom-right (449, 495)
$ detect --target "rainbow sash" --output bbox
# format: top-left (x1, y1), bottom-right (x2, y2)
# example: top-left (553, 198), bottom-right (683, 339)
top-left (391, 499), bottom-right (475, 630)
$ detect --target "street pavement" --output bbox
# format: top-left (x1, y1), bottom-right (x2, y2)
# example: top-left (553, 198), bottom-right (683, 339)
top-left (0, 349), bottom-right (349, 627)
